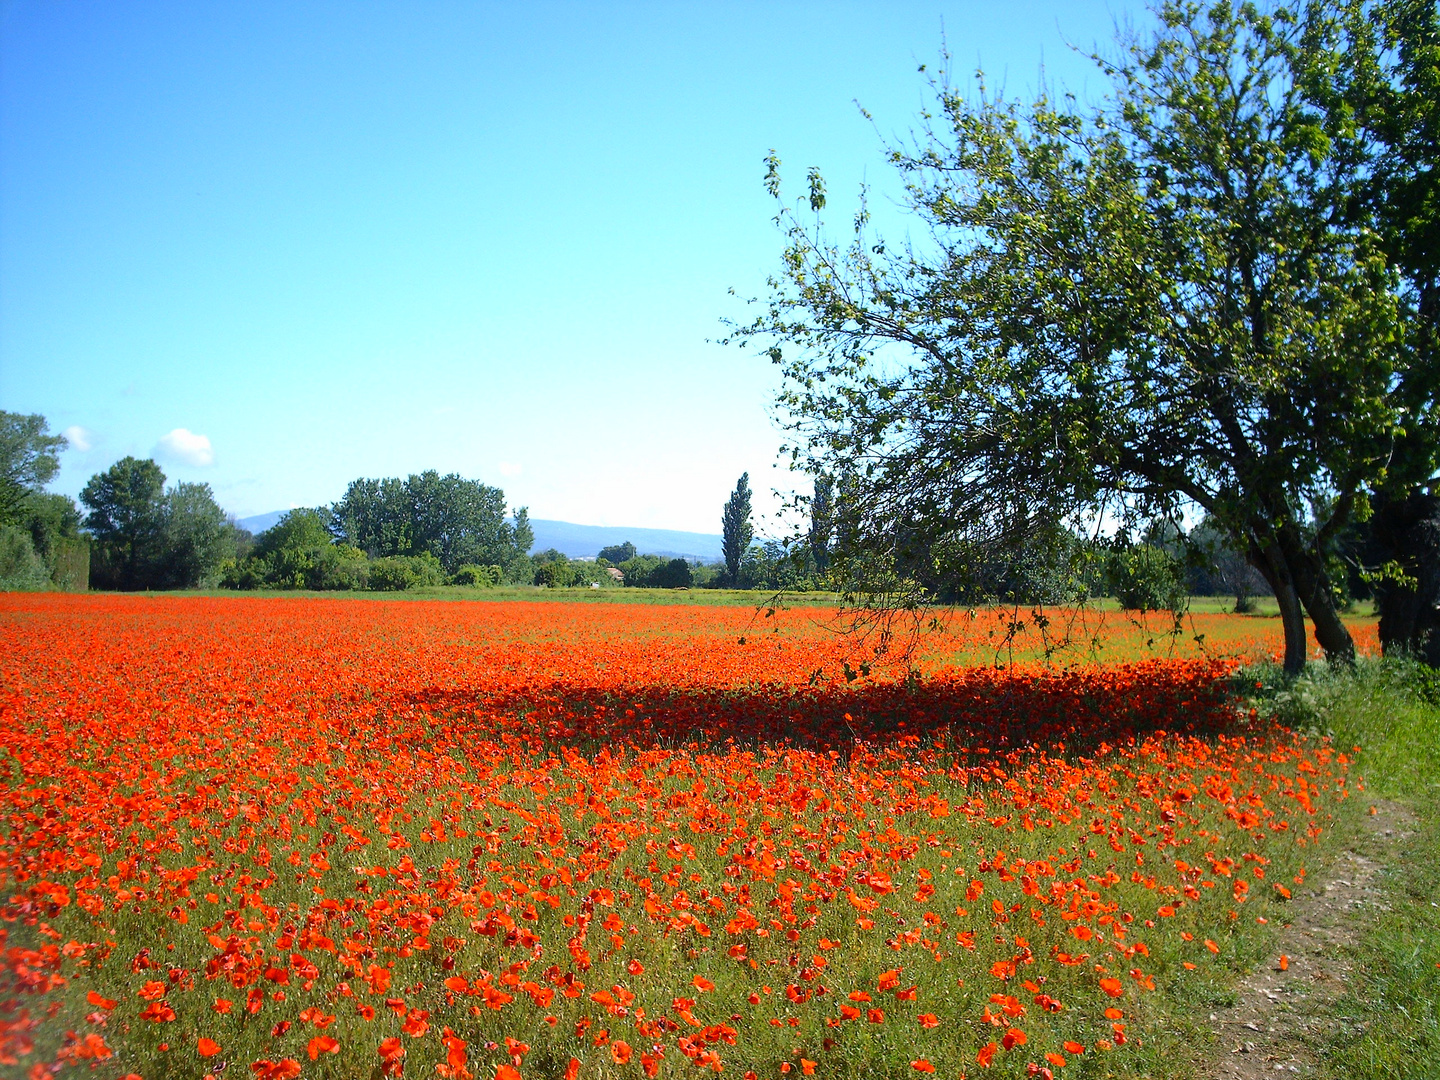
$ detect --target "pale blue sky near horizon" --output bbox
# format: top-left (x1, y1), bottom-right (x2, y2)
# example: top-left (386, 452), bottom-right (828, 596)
top-left (2, 0), bottom-right (1137, 534)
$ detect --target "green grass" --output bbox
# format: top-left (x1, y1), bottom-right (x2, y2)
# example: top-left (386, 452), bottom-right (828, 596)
top-left (1319, 803), bottom-right (1440, 1079)
top-left (1043, 657), bottom-right (1440, 1080)
top-left (1223, 659), bottom-right (1440, 1080)
top-left (1293, 661), bottom-right (1440, 1080)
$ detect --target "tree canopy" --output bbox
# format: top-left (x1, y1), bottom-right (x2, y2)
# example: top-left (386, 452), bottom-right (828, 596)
top-left (330, 470), bottom-right (531, 574)
top-left (735, 0), bottom-right (1438, 672)
top-left (722, 473), bottom-right (754, 585)
top-left (81, 457), bottom-right (240, 590)
top-left (0, 412), bottom-right (66, 526)
top-left (80, 457), bottom-right (167, 590)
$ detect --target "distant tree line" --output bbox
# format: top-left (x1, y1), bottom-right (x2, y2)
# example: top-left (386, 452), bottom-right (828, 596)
top-left (0, 411), bottom-right (1335, 608)
top-left (80, 456), bottom-right (247, 590)
top-left (222, 471), bottom-right (533, 591)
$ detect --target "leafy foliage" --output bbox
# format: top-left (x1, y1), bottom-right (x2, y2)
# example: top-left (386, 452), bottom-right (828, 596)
top-left (81, 457), bottom-right (165, 590)
top-left (721, 473), bottom-right (754, 585)
top-left (451, 564), bottom-right (502, 587)
top-left (368, 553), bottom-right (445, 592)
top-left (598, 542), bottom-right (637, 565)
top-left (0, 524), bottom-right (50, 591)
top-left (224, 509), bottom-right (371, 591)
top-left (1107, 544), bottom-right (1186, 615)
top-left (733, 0), bottom-right (1437, 672)
top-left (331, 471), bottom-right (530, 574)
top-left (0, 411), bottom-right (66, 528)
top-left (81, 458), bottom-right (242, 590)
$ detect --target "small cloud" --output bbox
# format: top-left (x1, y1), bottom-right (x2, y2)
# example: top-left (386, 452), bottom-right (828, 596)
top-left (62, 425), bottom-right (94, 452)
top-left (155, 428), bottom-right (215, 467)
top-left (498, 461), bottom-right (522, 478)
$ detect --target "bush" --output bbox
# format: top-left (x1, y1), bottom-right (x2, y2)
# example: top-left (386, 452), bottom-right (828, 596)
top-left (452, 564), bottom-right (501, 587)
top-left (219, 558), bottom-right (270, 590)
top-left (367, 559), bottom-right (413, 591)
top-left (534, 560), bottom-right (578, 588)
top-left (1107, 544), bottom-right (1185, 612)
top-left (651, 558), bottom-right (693, 589)
top-left (368, 553), bottom-right (444, 591)
top-left (49, 538), bottom-right (90, 591)
top-left (222, 521), bottom-right (375, 591)
top-left (0, 524), bottom-right (50, 591)
top-left (311, 545), bottom-right (371, 590)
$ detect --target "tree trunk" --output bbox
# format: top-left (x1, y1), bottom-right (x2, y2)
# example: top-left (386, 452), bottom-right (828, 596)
top-left (1370, 491), bottom-right (1440, 667)
top-left (1252, 542), bottom-right (1309, 674)
top-left (1278, 526), bottom-right (1356, 666)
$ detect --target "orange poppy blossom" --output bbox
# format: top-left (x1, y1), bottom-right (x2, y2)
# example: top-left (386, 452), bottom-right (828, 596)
top-left (0, 595), bottom-right (1356, 1076)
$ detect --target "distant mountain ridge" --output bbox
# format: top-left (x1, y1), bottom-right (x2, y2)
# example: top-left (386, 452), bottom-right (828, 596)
top-left (234, 511), bottom-right (723, 562)
top-left (236, 511), bottom-right (286, 534)
top-left (527, 520), bottom-right (723, 562)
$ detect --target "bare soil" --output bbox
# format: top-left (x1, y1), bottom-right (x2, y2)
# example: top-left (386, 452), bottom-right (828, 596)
top-left (1204, 798), bottom-right (1416, 1079)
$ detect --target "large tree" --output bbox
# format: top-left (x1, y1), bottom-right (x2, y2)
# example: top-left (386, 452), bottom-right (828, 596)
top-left (722, 473), bottom-right (754, 585)
top-left (1310, 0), bottom-right (1440, 659)
top-left (81, 458), bottom-right (238, 589)
top-left (331, 470), bottom-right (530, 573)
top-left (158, 481), bottom-right (241, 588)
top-left (0, 411), bottom-right (66, 526)
top-left (81, 457), bottom-right (167, 590)
top-left (736, 0), bottom-right (1434, 673)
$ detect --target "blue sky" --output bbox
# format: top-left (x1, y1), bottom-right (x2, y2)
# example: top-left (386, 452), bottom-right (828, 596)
top-left (2, 0), bottom-right (1135, 534)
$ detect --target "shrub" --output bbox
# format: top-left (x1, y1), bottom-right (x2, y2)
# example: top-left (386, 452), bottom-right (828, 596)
top-left (0, 524), bottom-right (49, 591)
top-left (452, 564), bottom-right (501, 587)
top-left (534, 560), bottom-right (578, 588)
top-left (367, 558), bottom-right (414, 591)
top-left (1108, 544), bottom-right (1185, 612)
top-left (368, 553), bottom-right (444, 591)
top-left (49, 538), bottom-right (90, 591)
top-left (311, 545), bottom-right (371, 591)
top-left (220, 556), bottom-right (268, 590)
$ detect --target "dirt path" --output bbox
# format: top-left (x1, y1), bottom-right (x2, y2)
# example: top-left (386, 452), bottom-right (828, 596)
top-left (1204, 798), bottom-right (1415, 1079)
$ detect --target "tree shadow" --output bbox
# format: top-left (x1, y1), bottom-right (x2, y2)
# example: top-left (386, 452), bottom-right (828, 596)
top-left (399, 660), bottom-right (1242, 757)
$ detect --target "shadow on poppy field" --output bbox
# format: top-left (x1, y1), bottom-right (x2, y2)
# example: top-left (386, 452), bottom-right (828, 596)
top-left (0, 596), bottom-right (1344, 1080)
top-left (399, 658), bottom-right (1243, 756)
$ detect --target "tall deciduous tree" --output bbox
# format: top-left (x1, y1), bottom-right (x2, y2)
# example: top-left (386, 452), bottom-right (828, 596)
top-left (735, 0), bottom-right (1434, 673)
top-left (330, 470), bottom-right (530, 573)
top-left (0, 412), bottom-right (66, 525)
top-left (81, 458), bottom-right (239, 589)
top-left (1308, 0), bottom-right (1440, 660)
top-left (809, 474), bottom-right (833, 574)
top-left (722, 473), bottom-right (754, 585)
top-left (81, 457), bottom-right (166, 590)
top-left (159, 482), bottom-right (238, 588)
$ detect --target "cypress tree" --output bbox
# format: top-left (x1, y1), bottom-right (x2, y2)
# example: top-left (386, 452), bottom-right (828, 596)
top-left (721, 473), bottom-right (753, 585)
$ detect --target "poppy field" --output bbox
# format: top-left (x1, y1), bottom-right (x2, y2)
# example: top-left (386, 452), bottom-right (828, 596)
top-left (0, 595), bottom-right (1364, 1079)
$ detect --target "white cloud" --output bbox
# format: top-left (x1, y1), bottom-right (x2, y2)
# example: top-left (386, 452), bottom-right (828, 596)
top-left (155, 428), bottom-right (215, 467)
top-left (498, 461), bottom-right (522, 477)
top-left (62, 425), bottom-right (94, 452)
